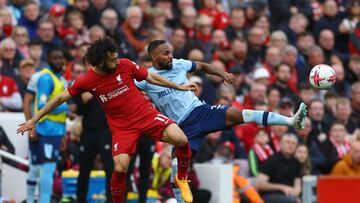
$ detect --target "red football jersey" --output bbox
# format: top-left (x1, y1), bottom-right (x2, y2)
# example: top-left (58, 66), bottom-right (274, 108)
top-left (68, 58), bottom-right (154, 129)
top-left (0, 75), bottom-right (19, 97)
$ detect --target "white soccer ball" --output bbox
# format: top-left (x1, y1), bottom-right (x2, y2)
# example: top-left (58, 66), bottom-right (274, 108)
top-left (309, 64), bottom-right (336, 90)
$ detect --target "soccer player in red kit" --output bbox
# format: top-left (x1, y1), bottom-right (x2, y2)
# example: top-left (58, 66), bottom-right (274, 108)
top-left (17, 37), bottom-right (196, 203)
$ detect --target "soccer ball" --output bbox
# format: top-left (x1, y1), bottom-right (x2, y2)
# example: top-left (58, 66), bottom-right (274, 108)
top-left (309, 64), bottom-right (336, 90)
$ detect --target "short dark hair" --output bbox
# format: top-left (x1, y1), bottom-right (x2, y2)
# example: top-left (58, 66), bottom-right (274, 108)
top-left (47, 47), bottom-right (63, 59)
top-left (28, 39), bottom-right (42, 47)
top-left (147, 40), bottom-right (167, 55)
top-left (85, 37), bottom-right (118, 67)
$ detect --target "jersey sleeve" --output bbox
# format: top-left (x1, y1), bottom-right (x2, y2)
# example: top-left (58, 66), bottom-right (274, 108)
top-left (122, 59), bottom-right (148, 81)
top-left (68, 77), bottom-right (85, 96)
top-left (26, 74), bottom-right (38, 93)
top-left (135, 80), bottom-right (147, 90)
top-left (178, 59), bottom-right (196, 72)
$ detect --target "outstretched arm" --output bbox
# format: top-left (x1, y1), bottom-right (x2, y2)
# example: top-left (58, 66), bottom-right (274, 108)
top-left (16, 89), bottom-right (72, 136)
top-left (195, 61), bottom-right (235, 85)
top-left (146, 72), bottom-right (198, 91)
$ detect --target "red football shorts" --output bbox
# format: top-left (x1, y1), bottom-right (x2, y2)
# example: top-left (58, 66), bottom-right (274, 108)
top-left (111, 110), bottom-right (175, 156)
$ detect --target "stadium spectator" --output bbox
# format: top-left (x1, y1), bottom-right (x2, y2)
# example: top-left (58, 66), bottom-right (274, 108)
top-left (0, 69), bottom-right (22, 112)
top-left (170, 27), bottom-right (188, 59)
top-left (318, 29), bottom-right (348, 64)
top-left (198, 0), bottom-right (229, 29)
top-left (180, 6), bottom-right (197, 38)
top-left (336, 97), bottom-right (357, 134)
top-left (350, 82), bottom-right (360, 127)
top-left (0, 8), bottom-right (15, 37)
top-left (247, 27), bottom-right (266, 63)
top-left (271, 63), bottom-right (299, 102)
top-left (121, 6), bottom-right (148, 54)
top-left (269, 31), bottom-right (288, 50)
top-left (254, 15), bottom-right (271, 45)
top-left (256, 133), bottom-right (302, 203)
top-left (298, 84), bottom-right (316, 106)
top-left (189, 75), bottom-right (203, 97)
top-left (65, 9), bottom-right (90, 47)
top-left (267, 87), bottom-right (281, 111)
top-left (39, 0), bottom-right (68, 12)
top-left (248, 129), bottom-right (274, 177)
top-left (27, 39), bottom-right (47, 70)
top-left (306, 46), bottom-right (325, 77)
top-left (243, 82), bottom-right (267, 110)
top-left (319, 122), bottom-right (351, 174)
top-left (11, 26), bottom-right (30, 58)
top-left (149, 7), bottom-right (172, 41)
top-left (296, 32), bottom-right (316, 65)
top-left (296, 117), bottom-right (326, 175)
top-left (0, 37), bottom-right (23, 79)
top-left (230, 38), bottom-right (255, 74)
top-left (192, 14), bottom-right (214, 62)
top-left (17, 1), bottom-right (39, 40)
top-left (313, 0), bottom-right (346, 52)
top-left (280, 13), bottom-right (309, 45)
top-left (229, 66), bottom-right (247, 98)
top-left (253, 67), bottom-right (271, 86)
top-left (323, 91), bottom-right (338, 122)
top-left (348, 54), bottom-right (360, 84)
top-left (331, 140), bottom-right (360, 176)
top-left (224, 6), bottom-right (246, 41)
top-left (278, 97), bottom-right (294, 117)
top-left (281, 45), bottom-right (307, 85)
top-left (295, 144), bottom-right (312, 176)
top-left (100, 8), bottom-right (136, 60)
top-left (262, 47), bottom-right (282, 83)
top-left (308, 99), bottom-right (332, 142)
top-left (15, 59), bottom-right (36, 98)
top-left (87, 0), bottom-right (110, 27)
top-left (35, 20), bottom-right (62, 60)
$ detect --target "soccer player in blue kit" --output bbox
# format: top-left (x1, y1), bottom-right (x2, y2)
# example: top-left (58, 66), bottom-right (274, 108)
top-left (136, 40), bottom-right (307, 202)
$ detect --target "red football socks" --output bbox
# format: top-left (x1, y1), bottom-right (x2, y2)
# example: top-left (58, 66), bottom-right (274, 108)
top-left (175, 143), bottom-right (191, 179)
top-left (110, 171), bottom-right (126, 203)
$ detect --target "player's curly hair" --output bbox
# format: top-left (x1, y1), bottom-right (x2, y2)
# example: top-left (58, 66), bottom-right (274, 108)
top-left (85, 37), bottom-right (118, 67)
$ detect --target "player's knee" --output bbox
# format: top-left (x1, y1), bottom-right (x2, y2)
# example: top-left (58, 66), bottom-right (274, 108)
top-left (176, 134), bottom-right (188, 147)
top-left (113, 159), bottom-right (127, 172)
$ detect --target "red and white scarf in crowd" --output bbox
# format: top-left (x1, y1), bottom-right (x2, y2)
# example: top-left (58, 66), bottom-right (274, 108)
top-left (330, 138), bottom-right (351, 158)
top-left (253, 143), bottom-right (274, 162)
top-left (271, 132), bottom-right (281, 152)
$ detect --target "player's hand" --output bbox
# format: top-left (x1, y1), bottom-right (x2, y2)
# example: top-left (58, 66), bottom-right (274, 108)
top-left (280, 185), bottom-right (294, 196)
top-left (16, 119), bottom-right (36, 138)
top-left (179, 82), bottom-right (198, 92)
top-left (28, 131), bottom-right (38, 141)
top-left (223, 72), bottom-right (235, 86)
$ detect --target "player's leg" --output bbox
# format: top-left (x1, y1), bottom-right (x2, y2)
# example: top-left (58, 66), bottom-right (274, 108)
top-left (111, 153), bottom-right (132, 203)
top-left (38, 135), bottom-right (62, 203)
top-left (27, 140), bottom-right (41, 203)
top-left (225, 103), bottom-right (307, 130)
top-left (162, 123), bottom-right (193, 203)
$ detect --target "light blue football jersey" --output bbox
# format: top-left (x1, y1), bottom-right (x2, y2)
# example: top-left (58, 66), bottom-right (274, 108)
top-left (136, 58), bottom-right (204, 124)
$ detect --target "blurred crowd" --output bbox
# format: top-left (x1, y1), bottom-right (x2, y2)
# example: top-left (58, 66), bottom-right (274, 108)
top-left (0, 0), bottom-right (360, 202)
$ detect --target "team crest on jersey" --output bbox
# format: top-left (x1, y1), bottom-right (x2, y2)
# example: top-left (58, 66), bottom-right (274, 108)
top-left (116, 74), bottom-right (123, 84)
top-left (99, 94), bottom-right (108, 103)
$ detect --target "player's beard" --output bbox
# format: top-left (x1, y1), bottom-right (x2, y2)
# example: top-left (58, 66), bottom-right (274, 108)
top-left (158, 60), bottom-right (172, 70)
top-left (101, 64), bottom-right (117, 74)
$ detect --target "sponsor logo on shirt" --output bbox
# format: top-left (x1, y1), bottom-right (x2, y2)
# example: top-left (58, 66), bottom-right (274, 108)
top-left (116, 74), bottom-right (123, 84)
top-left (114, 143), bottom-right (118, 151)
top-left (98, 85), bottom-right (129, 103)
